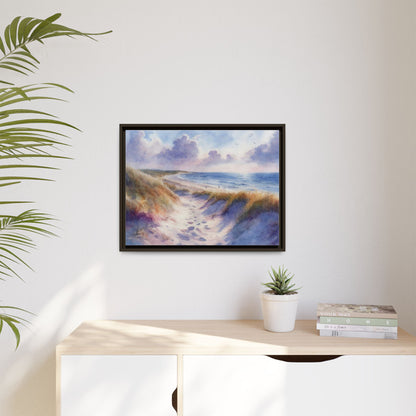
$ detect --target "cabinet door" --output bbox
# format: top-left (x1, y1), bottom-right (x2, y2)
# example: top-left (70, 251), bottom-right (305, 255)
top-left (61, 355), bottom-right (177, 416)
top-left (183, 355), bottom-right (287, 416)
top-left (183, 355), bottom-right (416, 416)
top-left (284, 355), bottom-right (416, 416)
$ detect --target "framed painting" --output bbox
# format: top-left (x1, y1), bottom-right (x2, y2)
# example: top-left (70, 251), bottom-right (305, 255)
top-left (120, 124), bottom-right (285, 251)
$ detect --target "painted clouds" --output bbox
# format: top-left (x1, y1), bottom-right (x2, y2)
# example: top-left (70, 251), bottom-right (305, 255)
top-left (126, 130), bottom-right (279, 172)
top-left (246, 130), bottom-right (279, 164)
top-left (126, 130), bottom-right (162, 163)
top-left (157, 135), bottom-right (199, 166)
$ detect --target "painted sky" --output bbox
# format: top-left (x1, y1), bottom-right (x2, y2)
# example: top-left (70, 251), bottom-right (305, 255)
top-left (126, 129), bottom-right (279, 173)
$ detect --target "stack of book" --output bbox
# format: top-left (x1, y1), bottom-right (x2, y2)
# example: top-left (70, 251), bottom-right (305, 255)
top-left (317, 303), bottom-right (398, 339)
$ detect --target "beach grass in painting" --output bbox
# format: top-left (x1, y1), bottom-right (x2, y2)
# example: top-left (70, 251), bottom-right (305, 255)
top-left (123, 128), bottom-right (282, 247)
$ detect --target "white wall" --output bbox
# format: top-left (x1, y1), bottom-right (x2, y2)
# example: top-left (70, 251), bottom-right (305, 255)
top-left (0, 1), bottom-right (415, 415)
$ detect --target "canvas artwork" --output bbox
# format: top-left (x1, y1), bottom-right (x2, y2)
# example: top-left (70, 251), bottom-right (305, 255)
top-left (120, 125), bottom-right (285, 250)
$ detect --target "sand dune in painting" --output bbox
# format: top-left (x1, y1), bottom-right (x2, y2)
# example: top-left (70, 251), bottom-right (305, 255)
top-left (125, 167), bottom-right (279, 246)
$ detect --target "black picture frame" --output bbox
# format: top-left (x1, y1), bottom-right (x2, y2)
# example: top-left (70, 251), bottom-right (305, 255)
top-left (120, 124), bottom-right (285, 251)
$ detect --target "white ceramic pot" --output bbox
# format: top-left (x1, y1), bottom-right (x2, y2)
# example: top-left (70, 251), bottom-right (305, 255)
top-left (261, 291), bottom-right (299, 332)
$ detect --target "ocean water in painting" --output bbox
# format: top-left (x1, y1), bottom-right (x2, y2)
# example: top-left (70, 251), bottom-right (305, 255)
top-left (124, 129), bottom-right (281, 246)
top-left (177, 172), bottom-right (279, 194)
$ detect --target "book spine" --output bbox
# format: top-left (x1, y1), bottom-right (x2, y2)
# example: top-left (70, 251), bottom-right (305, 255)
top-left (318, 316), bottom-right (398, 327)
top-left (319, 330), bottom-right (398, 339)
top-left (317, 311), bottom-right (397, 319)
top-left (316, 323), bottom-right (398, 333)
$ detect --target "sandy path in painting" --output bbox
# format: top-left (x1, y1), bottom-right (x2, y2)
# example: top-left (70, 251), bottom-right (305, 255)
top-left (126, 170), bottom-right (279, 246)
top-left (144, 193), bottom-right (228, 245)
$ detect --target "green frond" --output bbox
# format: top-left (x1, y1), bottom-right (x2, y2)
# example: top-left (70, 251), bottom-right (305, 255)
top-left (0, 13), bottom-right (111, 80)
top-left (0, 13), bottom-right (111, 349)
top-left (0, 83), bottom-right (75, 178)
top-left (0, 305), bottom-right (33, 349)
top-left (0, 200), bottom-right (32, 205)
top-left (0, 210), bottom-right (56, 280)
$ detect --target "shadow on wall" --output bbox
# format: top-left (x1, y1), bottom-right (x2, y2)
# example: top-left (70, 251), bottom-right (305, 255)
top-left (0, 264), bottom-right (106, 416)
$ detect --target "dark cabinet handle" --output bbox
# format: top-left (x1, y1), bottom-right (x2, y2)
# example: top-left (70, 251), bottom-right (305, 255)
top-left (172, 387), bottom-right (178, 413)
top-left (267, 355), bottom-right (341, 363)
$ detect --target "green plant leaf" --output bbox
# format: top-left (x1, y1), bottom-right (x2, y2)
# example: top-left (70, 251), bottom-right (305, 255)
top-left (0, 13), bottom-right (112, 79)
top-left (0, 305), bottom-right (33, 349)
top-left (0, 36), bottom-right (5, 54)
top-left (263, 266), bottom-right (300, 295)
top-left (0, 13), bottom-right (110, 349)
top-left (1, 316), bottom-right (20, 348)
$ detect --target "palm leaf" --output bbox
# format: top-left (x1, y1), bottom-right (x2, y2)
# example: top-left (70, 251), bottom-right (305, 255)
top-left (0, 83), bottom-right (75, 175)
top-left (0, 13), bottom-right (111, 82)
top-left (0, 14), bottom-right (110, 349)
top-left (0, 210), bottom-right (56, 279)
top-left (0, 305), bottom-right (33, 349)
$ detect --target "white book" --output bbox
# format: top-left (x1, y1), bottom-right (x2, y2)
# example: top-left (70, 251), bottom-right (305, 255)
top-left (319, 330), bottom-right (397, 339)
top-left (316, 323), bottom-right (398, 333)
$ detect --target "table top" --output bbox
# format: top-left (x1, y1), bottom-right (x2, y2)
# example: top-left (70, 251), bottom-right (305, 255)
top-left (56, 320), bottom-right (416, 356)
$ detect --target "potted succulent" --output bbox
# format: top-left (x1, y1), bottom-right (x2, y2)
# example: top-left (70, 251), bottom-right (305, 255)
top-left (261, 266), bottom-right (300, 332)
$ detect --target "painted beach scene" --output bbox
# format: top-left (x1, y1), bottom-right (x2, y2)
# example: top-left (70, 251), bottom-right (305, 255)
top-left (123, 129), bottom-right (282, 247)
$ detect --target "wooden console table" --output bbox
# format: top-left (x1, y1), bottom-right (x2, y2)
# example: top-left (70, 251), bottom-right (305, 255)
top-left (56, 320), bottom-right (416, 416)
